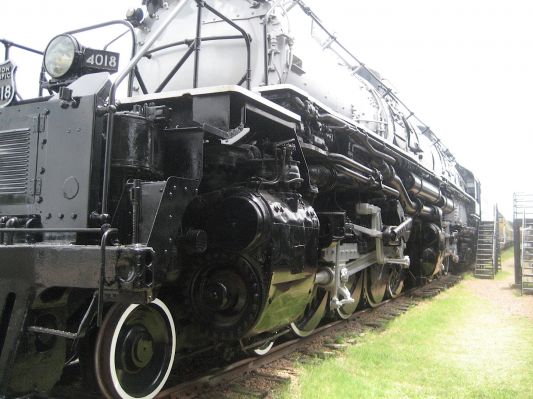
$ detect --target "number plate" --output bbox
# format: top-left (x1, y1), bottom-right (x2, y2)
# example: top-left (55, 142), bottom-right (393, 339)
top-left (0, 60), bottom-right (16, 108)
top-left (82, 48), bottom-right (120, 73)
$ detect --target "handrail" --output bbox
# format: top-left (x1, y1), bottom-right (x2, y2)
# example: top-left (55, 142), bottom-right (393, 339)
top-left (39, 19), bottom-right (138, 97)
top-left (98, 228), bottom-right (118, 325)
top-left (492, 205), bottom-right (498, 271)
top-left (292, 0), bottom-right (455, 162)
top-left (1, 39), bottom-right (43, 99)
top-left (100, 0), bottom-right (190, 216)
top-left (203, 1), bottom-right (251, 89)
top-left (0, 39), bottom-right (43, 59)
top-left (100, 0), bottom-right (252, 216)
top-left (520, 227), bottom-right (523, 285)
top-left (145, 35), bottom-right (243, 56)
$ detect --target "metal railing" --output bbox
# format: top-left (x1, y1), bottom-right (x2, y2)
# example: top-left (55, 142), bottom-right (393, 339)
top-left (493, 205), bottom-right (498, 272)
top-left (513, 192), bottom-right (533, 285)
top-left (288, 0), bottom-right (457, 165)
top-left (0, 39), bottom-right (43, 100)
top-left (100, 0), bottom-right (252, 215)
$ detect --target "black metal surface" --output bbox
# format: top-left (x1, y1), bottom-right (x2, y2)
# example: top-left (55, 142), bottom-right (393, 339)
top-left (112, 112), bottom-right (163, 177)
top-left (0, 2), bottom-right (480, 396)
top-left (98, 228), bottom-right (118, 326)
top-left (142, 177), bottom-right (199, 282)
top-left (0, 73), bottom-right (110, 230)
top-left (0, 280), bottom-right (33, 396)
top-left (27, 292), bottom-right (97, 339)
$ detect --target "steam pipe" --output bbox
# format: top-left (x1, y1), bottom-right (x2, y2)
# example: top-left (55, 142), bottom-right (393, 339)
top-left (361, 133), bottom-right (396, 165)
top-left (327, 153), bottom-right (373, 174)
top-left (389, 173), bottom-right (434, 217)
top-left (326, 122), bottom-right (396, 165)
top-left (334, 164), bottom-right (369, 184)
top-left (403, 171), bottom-right (455, 214)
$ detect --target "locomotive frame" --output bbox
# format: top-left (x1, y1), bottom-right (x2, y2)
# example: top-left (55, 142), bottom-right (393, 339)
top-left (0, 1), bottom-right (481, 398)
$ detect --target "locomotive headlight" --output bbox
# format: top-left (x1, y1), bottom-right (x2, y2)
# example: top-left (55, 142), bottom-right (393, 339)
top-left (44, 35), bottom-right (80, 78)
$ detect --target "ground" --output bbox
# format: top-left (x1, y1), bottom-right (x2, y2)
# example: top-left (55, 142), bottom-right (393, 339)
top-left (277, 252), bottom-right (533, 399)
top-left (464, 257), bottom-right (533, 320)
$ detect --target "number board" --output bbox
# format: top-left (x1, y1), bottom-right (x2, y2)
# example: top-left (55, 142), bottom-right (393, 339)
top-left (83, 48), bottom-right (120, 73)
top-left (0, 60), bottom-right (16, 108)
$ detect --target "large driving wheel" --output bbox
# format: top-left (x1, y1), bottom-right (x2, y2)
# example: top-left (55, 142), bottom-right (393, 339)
top-left (364, 265), bottom-right (389, 307)
top-left (290, 287), bottom-right (328, 337)
top-left (246, 340), bottom-right (275, 356)
top-left (94, 299), bottom-right (176, 399)
top-left (387, 265), bottom-right (405, 299)
top-left (335, 271), bottom-right (363, 319)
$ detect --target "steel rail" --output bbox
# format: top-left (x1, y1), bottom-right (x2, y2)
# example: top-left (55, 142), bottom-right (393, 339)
top-left (156, 274), bottom-right (462, 398)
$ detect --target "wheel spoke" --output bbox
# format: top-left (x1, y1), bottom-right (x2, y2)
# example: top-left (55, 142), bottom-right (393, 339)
top-left (336, 271), bottom-right (363, 319)
top-left (364, 265), bottom-right (389, 307)
top-left (388, 265), bottom-right (405, 298)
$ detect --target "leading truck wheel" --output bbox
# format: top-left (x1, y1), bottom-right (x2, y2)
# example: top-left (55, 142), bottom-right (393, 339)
top-left (94, 299), bottom-right (176, 399)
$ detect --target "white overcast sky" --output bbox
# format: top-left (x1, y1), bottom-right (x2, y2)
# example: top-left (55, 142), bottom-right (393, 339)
top-left (3, 0), bottom-right (532, 219)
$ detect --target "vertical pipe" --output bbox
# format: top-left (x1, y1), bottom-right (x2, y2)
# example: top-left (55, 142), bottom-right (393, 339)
top-left (332, 241), bottom-right (340, 304)
top-left (193, 1), bottom-right (203, 88)
top-left (38, 65), bottom-right (46, 97)
top-left (203, 2), bottom-right (251, 89)
top-left (493, 205), bottom-right (497, 272)
top-left (263, 20), bottom-right (269, 85)
top-left (98, 228), bottom-right (118, 326)
top-left (131, 179), bottom-right (141, 244)
top-left (101, 0), bottom-right (189, 216)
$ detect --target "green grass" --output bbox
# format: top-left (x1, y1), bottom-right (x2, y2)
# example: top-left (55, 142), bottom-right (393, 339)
top-left (501, 246), bottom-right (514, 264)
top-left (495, 268), bottom-right (512, 281)
top-left (496, 247), bottom-right (514, 281)
top-left (278, 284), bottom-right (533, 399)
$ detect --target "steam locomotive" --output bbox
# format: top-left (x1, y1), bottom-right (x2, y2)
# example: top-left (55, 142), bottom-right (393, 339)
top-left (0, 0), bottom-right (481, 397)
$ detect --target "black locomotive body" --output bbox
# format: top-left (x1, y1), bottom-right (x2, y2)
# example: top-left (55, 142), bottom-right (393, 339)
top-left (0, 1), bottom-right (481, 397)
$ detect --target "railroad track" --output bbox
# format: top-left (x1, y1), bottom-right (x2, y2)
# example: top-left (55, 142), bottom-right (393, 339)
top-left (49, 274), bottom-right (461, 399)
top-left (155, 273), bottom-right (463, 399)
